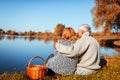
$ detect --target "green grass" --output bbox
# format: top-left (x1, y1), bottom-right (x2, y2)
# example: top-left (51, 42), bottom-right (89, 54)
top-left (0, 55), bottom-right (120, 80)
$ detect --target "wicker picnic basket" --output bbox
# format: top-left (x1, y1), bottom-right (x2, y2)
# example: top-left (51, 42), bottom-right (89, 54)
top-left (27, 56), bottom-right (47, 79)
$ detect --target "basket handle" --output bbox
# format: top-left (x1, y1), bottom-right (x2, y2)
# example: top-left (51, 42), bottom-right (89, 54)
top-left (27, 56), bottom-right (46, 66)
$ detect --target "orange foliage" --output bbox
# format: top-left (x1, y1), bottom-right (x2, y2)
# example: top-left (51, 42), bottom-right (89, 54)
top-left (54, 24), bottom-right (65, 36)
top-left (92, 0), bottom-right (120, 32)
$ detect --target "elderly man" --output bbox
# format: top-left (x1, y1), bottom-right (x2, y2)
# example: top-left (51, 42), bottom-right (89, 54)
top-left (56, 24), bottom-right (101, 75)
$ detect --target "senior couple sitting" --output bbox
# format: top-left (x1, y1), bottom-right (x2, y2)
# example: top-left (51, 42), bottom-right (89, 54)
top-left (46, 24), bottom-right (101, 76)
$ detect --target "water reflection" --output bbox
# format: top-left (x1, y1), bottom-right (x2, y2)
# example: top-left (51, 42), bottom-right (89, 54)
top-left (0, 35), bottom-right (54, 43)
top-left (0, 35), bottom-right (120, 55)
top-left (100, 47), bottom-right (119, 56)
top-left (6, 35), bottom-right (15, 40)
top-left (0, 35), bottom-right (4, 40)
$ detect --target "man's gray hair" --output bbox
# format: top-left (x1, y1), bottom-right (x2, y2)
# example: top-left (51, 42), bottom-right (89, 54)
top-left (79, 24), bottom-right (91, 33)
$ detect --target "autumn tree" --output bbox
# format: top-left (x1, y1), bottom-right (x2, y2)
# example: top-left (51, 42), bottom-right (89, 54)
top-left (0, 29), bottom-right (5, 34)
top-left (0, 29), bottom-right (3, 31)
top-left (28, 30), bottom-right (36, 36)
top-left (54, 24), bottom-right (65, 36)
top-left (6, 30), bottom-right (16, 35)
top-left (91, 0), bottom-right (120, 32)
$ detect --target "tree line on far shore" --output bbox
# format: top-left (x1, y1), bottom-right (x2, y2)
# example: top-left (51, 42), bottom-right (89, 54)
top-left (0, 24), bottom-right (65, 37)
top-left (1, 23), bottom-right (120, 38)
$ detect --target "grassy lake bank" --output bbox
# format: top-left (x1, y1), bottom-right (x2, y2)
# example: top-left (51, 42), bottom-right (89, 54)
top-left (0, 55), bottom-right (120, 80)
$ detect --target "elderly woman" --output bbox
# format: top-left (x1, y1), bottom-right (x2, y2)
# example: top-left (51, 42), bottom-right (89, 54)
top-left (46, 27), bottom-right (78, 76)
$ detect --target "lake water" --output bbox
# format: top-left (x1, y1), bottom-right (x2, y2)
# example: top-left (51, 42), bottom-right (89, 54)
top-left (0, 35), bottom-right (119, 74)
